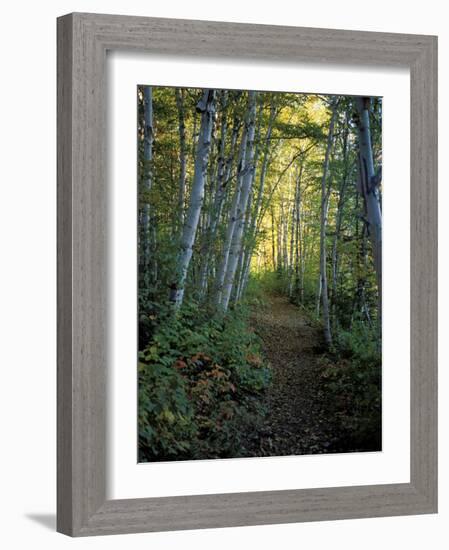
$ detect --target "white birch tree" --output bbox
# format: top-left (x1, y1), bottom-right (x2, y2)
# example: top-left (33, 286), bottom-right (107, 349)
top-left (236, 103), bottom-right (278, 301)
top-left (355, 97), bottom-right (382, 313)
top-left (213, 122), bottom-right (247, 307)
top-left (141, 86), bottom-right (153, 268)
top-left (198, 92), bottom-right (232, 299)
top-left (221, 91), bottom-right (258, 311)
top-left (175, 88), bottom-right (187, 226)
top-left (170, 89), bottom-right (215, 309)
top-left (318, 98), bottom-right (338, 346)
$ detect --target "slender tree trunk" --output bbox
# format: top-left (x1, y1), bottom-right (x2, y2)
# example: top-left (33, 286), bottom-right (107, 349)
top-left (175, 89), bottom-right (187, 228)
top-left (277, 221), bottom-right (283, 273)
top-left (282, 200), bottom-right (289, 278)
top-left (316, 276), bottom-right (322, 317)
top-left (198, 92), bottom-right (231, 299)
top-left (270, 207), bottom-right (277, 271)
top-left (289, 161), bottom-right (303, 297)
top-left (210, 115), bottom-right (240, 276)
top-left (356, 97), bottom-right (382, 317)
top-left (330, 190), bottom-right (344, 321)
top-left (236, 249), bottom-right (251, 302)
top-left (330, 119), bottom-right (350, 323)
top-left (351, 223), bottom-right (373, 327)
top-left (234, 196), bottom-right (253, 303)
top-left (229, 101), bottom-right (264, 302)
top-left (170, 90), bottom-right (215, 309)
top-left (234, 103), bottom-right (277, 302)
top-left (221, 91), bottom-right (257, 311)
top-left (141, 86), bottom-right (154, 268)
top-left (246, 103), bottom-right (276, 242)
top-left (319, 99), bottom-right (338, 346)
top-left (234, 244), bottom-right (246, 302)
top-left (214, 121), bottom-right (247, 306)
top-left (234, 172), bottom-right (258, 302)
top-left (300, 208), bottom-right (307, 303)
top-left (293, 159), bottom-right (304, 298)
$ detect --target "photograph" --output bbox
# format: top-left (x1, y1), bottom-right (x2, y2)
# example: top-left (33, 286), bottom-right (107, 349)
top-left (137, 86), bottom-right (382, 463)
top-left (0, 1), bottom-right (440, 543)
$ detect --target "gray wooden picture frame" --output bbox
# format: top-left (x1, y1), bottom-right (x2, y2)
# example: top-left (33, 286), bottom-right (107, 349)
top-left (57, 12), bottom-right (438, 537)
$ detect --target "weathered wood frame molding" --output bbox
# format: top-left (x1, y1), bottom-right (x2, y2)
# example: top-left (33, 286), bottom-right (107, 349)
top-left (57, 12), bottom-right (437, 536)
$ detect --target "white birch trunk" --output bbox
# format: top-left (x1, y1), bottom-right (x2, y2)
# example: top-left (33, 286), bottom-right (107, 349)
top-left (170, 89), bottom-right (215, 309)
top-left (213, 122), bottom-right (247, 306)
top-left (356, 97), bottom-right (382, 314)
top-left (198, 93), bottom-right (230, 299)
top-left (221, 91), bottom-right (257, 311)
top-left (288, 175), bottom-right (298, 297)
top-left (319, 99), bottom-right (338, 346)
top-left (271, 207), bottom-right (277, 271)
top-left (293, 160), bottom-right (304, 297)
top-left (300, 212), bottom-right (306, 303)
top-left (175, 88), bottom-right (187, 226)
top-left (141, 86), bottom-right (153, 267)
top-left (236, 103), bottom-right (277, 300)
top-left (234, 183), bottom-right (256, 303)
top-left (235, 250), bottom-right (250, 302)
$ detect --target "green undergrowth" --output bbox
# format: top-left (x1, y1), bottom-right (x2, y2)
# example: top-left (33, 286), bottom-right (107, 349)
top-left (320, 320), bottom-right (382, 451)
top-left (138, 301), bottom-right (272, 462)
top-left (243, 271), bottom-right (285, 310)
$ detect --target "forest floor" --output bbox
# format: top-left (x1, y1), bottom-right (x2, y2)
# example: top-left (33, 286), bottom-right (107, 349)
top-left (250, 293), bottom-right (342, 456)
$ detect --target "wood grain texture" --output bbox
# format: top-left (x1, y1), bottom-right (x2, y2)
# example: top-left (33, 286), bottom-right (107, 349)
top-left (57, 12), bottom-right (438, 536)
top-left (409, 37), bottom-right (438, 508)
top-left (57, 13), bottom-right (74, 536)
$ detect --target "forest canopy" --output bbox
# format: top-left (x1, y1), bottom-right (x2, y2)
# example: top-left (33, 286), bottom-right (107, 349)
top-left (138, 86), bottom-right (382, 462)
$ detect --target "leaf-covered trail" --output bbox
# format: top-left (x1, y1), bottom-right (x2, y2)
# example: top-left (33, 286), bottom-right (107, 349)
top-left (251, 293), bottom-right (339, 456)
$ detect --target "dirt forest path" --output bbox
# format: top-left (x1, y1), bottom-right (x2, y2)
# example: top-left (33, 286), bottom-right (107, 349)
top-left (251, 293), bottom-right (340, 456)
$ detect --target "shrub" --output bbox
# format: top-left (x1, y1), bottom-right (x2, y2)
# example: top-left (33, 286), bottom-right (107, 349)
top-left (138, 302), bottom-right (272, 461)
top-left (321, 320), bottom-right (381, 451)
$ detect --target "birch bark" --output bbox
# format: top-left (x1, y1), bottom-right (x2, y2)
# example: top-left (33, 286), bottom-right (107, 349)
top-left (293, 159), bottom-right (304, 297)
top-left (221, 91), bottom-right (258, 311)
top-left (236, 103), bottom-right (277, 300)
top-left (198, 92), bottom-right (231, 298)
top-left (213, 121), bottom-right (247, 306)
top-left (141, 86), bottom-right (153, 268)
top-left (355, 97), bottom-right (382, 314)
top-left (170, 89), bottom-right (215, 309)
top-left (330, 116), bottom-right (350, 321)
top-left (175, 88), bottom-right (187, 226)
top-left (319, 98), bottom-right (338, 346)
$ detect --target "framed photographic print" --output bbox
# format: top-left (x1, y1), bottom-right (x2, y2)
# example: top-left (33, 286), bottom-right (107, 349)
top-left (57, 12), bottom-right (437, 536)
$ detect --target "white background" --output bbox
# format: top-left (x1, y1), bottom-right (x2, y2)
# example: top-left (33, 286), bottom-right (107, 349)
top-left (0, 1), bottom-right (445, 549)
